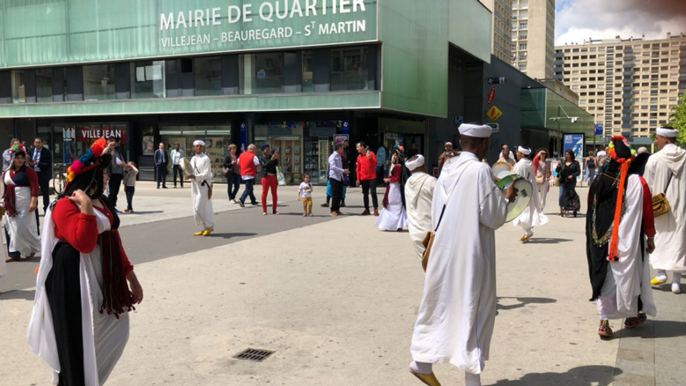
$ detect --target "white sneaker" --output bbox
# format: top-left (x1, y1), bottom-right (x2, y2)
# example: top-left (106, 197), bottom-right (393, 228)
top-left (672, 283), bottom-right (682, 294)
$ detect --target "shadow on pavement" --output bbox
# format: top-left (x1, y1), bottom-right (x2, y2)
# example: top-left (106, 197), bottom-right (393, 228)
top-left (496, 297), bottom-right (557, 311)
top-left (208, 233), bottom-right (258, 239)
top-left (124, 210), bottom-right (164, 215)
top-left (490, 365), bottom-right (619, 386)
top-left (0, 289), bottom-right (35, 301)
top-left (524, 238), bottom-right (573, 244)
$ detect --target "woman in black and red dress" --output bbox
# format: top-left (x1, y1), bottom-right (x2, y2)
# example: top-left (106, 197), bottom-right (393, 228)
top-left (2, 143), bottom-right (41, 262)
top-left (28, 137), bottom-right (143, 385)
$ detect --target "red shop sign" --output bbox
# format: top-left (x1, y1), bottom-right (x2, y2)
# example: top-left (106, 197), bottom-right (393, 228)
top-left (78, 124), bottom-right (127, 144)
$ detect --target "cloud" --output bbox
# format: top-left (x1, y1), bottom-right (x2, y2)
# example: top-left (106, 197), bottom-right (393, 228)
top-left (555, 0), bottom-right (686, 45)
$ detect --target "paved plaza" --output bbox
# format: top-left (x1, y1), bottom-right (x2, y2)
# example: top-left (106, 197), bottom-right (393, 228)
top-left (1, 182), bottom-right (685, 385)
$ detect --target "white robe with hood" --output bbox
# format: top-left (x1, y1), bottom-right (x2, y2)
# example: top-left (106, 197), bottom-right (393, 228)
top-left (404, 171), bottom-right (437, 258)
top-left (644, 143), bottom-right (686, 272)
top-left (190, 153), bottom-right (215, 229)
top-left (411, 152), bottom-right (508, 374)
top-left (512, 158), bottom-right (549, 231)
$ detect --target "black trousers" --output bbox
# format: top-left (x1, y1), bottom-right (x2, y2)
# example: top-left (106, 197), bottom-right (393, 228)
top-left (45, 243), bottom-right (86, 386)
top-left (330, 178), bottom-right (343, 212)
top-left (172, 165), bottom-right (184, 187)
top-left (109, 174), bottom-right (123, 209)
top-left (37, 172), bottom-right (51, 212)
top-left (360, 179), bottom-right (378, 210)
top-left (155, 164), bottom-right (167, 187)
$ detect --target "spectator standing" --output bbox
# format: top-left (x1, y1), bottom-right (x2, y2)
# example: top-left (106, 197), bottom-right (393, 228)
top-left (238, 144), bottom-right (259, 207)
top-left (106, 136), bottom-right (126, 211)
top-left (437, 142), bottom-right (457, 171)
top-left (28, 138), bottom-right (53, 213)
top-left (2, 138), bottom-right (19, 171)
top-left (356, 142), bottom-right (379, 216)
top-left (154, 142), bottom-right (169, 189)
top-left (585, 150), bottom-right (597, 185)
top-left (170, 142), bottom-right (185, 188)
top-left (258, 144), bottom-right (280, 215)
top-left (123, 161), bottom-right (138, 213)
top-left (224, 144), bottom-right (241, 203)
top-left (328, 144), bottom-right (349, 216)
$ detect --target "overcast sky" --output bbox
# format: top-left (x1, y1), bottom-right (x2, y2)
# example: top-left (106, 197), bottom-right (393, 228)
top-left (555, 0), bottom-right (686, 45)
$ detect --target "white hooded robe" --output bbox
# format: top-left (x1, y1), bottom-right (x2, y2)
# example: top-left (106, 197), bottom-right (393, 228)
top-left (404, 171), bottom-right (437, 258)
top-left (512, 158), bottom-right (549, 231)
top-left (411, 152), bottom-right (508, 374)
top-left (644, 143), bottom-right (686, 273)
top-left (190, 153), bottom-right (215, 229)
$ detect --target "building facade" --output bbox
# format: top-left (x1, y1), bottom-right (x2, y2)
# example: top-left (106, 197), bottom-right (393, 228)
top-left (0, 0), bottom-right (499, 183)
top-left (511, 0), bottom-right (555, 80)
top-left (482, 0), bottom-right (513, 63)
top-left (554, 33), bottom-right (686, 142)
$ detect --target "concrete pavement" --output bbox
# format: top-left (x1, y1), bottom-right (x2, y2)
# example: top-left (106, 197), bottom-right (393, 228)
top-left (1, 183), bottom-right (685, 385)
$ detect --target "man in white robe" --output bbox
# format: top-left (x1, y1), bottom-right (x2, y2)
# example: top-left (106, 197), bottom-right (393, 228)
top-left (404, 155), bottom-right (437, 259)
top-left (409, 124), bottom-right (516, 386)
top-left (643, 126), bottom-right (686, 293)
top-left (512, 146), bottom-right (549, 242)
top-left (186, 140), bottom-right (215, 236)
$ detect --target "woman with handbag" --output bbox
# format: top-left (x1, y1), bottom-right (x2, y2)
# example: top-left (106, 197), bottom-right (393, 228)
top-left (223, 144), bottom-right (241, 204)
top-left (533, 149), bottom-right (551, 209)
top-left (556, 149), bottom-right (581, 217)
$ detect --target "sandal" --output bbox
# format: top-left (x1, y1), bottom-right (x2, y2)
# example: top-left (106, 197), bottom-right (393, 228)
top-left (598, 319), bottom-right (613, 339)
top-left (624, 313), bottom-right (647, 329)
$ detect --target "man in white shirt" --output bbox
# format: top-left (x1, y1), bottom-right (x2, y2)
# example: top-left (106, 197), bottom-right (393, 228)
top-left (170, 142), bottom-right (185, 188)
top-left (328, 144), bottom-right (349, 216)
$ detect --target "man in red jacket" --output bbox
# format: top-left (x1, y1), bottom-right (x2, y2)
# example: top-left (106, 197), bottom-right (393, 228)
top-left (238, 144), bottom-right (260, 207)
top-left (356, 141), bottom-right (379, 216)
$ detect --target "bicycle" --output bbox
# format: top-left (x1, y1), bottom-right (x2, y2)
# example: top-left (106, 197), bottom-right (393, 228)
top-left (52, 163), bottom-right (69, 195)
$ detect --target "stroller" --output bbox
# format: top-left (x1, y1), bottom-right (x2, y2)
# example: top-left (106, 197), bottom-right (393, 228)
top-left (561, 183), bottom-right (580, 217)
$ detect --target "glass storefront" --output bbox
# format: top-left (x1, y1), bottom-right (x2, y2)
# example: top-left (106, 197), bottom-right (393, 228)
top-left (159, 125), bottom-right (232, 183)
top-left (255, 120), bottom-right (346, 185)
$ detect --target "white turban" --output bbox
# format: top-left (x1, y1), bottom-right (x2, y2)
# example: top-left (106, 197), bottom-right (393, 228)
top-left (637, 146), bottom-right (649, 155)
top-left (518, 146), bottom-right (531, 155)
top-left (193, 140), bottom-right (205, 147)
top-left (405, 154), bottom-right (425, 171)
top-left (656, 127), bottom-right (678, 138)
top-left (458, 123), bottom-right (498, 138)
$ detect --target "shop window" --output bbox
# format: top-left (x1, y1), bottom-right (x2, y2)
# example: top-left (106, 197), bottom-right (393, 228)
top-left (11, 70), bottom-right (25, 103)
top-left (330, 46), bottom-right (369, 91)
top-left (239, 52), bottom-right (284, 94)
top-left (194, 57), bottom-right (222, 96)
top-left (83, 64), bottom-right (115, 101)
top-left (131, 61), bottom-right (165, 99)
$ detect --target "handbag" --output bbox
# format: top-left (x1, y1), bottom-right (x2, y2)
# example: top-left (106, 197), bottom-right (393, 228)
top-left (652, 171), bottom-right (673, 218)
top-left (536, 175), bottom-right (545, 185)
top-left (420, 160), bottom-right (473, 272)
top-left (221, 167), bottom-right (232, 178)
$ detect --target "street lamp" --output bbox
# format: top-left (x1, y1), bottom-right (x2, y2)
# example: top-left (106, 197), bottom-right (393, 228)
top-left (549, 105), bottom-right (579, 158)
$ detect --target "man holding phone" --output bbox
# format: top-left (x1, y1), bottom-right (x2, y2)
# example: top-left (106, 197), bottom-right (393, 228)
top-left (356, 142), bottom-right (379, 216)
top-left (438, 142), bottom-right (457, 172)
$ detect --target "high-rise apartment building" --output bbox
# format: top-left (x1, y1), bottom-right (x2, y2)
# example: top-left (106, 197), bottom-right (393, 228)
top-left (482, 0), bottom-right (513, 63)
top-left (511, 0), bottom-right (555, 80)
top-left (554, 33), bottom-right (686, 139)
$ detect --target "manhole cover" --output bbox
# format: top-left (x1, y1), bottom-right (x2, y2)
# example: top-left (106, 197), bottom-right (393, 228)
top-left (233, 348), bottom-right (275, 362)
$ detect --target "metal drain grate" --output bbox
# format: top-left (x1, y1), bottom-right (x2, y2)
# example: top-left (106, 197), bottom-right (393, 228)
top-left (233, 348), bottom-right (275, 362)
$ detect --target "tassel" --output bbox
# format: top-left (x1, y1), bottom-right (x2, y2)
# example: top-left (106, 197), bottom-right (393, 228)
top-left (607, 162), bottom-right (629, 262)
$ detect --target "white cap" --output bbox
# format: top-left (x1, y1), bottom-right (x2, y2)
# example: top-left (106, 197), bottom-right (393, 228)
top-left (458, 123), bottom-right (498, 138)
top-left (637, 146), bottom-right (649, 154)
top-left (405, 154), bottom-right (425, 171)
top-left (518, 146), bottom-right (531, 155)
top-left (656, 127), bottom-right (678, 138)
top-left (193, 140), bottom-right (205, 147)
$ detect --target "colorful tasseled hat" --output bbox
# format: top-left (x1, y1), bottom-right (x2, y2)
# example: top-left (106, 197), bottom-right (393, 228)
top-left (66, 137), bottom-right (107, 183)
top-left (606, 135), bottom-right (635, 263)
top-left (9, 143), bottom-right (26, 158)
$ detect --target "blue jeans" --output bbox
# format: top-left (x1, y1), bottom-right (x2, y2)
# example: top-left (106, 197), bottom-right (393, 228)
top-left (239, 178), bottom-right (257, 204)
top-left (125, 186), bottom-right (135, 210)
top-left (227, 173), bottom-right (241, 200)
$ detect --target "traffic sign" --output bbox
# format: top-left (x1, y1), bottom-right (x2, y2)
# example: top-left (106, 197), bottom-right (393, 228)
top-left (487, 87), bottom-right (496, 104)
top-left (486, 105), bottom-right (503, 121)
top-left (454, 115), bottom-right (463, 124)
top-left (487, 77), bottom-right (506, 85)
top-left (486, 123), bottom-right (500, 132)
top-left (594, 123), bottom-right (603, 136)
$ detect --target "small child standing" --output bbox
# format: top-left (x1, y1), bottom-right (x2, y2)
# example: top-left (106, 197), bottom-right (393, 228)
top-left (123, 161), bottom-right (139, 213)
top-left (298, 174), bottom-right (314, 217)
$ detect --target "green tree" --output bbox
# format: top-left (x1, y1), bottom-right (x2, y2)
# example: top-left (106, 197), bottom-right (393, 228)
top-left (668, 92), bottom-right (686, 146)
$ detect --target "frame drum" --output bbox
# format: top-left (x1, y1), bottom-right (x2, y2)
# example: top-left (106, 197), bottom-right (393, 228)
top-left (496, 174), bottom-right (533, 222)
top-left (492, 160), bottom-right (514, 181)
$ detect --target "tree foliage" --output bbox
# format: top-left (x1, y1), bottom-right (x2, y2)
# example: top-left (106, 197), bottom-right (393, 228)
top-left (669, 92), bottom-right (686, 146)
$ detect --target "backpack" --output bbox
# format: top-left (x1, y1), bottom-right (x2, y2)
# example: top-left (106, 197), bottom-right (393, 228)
top-left (587, 157), bottom-right (595, 168)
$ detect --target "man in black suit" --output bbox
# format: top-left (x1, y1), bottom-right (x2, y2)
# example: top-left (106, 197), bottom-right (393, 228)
top-left (28, 138), bottom-right (53, 213)
top-left (154, 142), bottom-right (169, 189)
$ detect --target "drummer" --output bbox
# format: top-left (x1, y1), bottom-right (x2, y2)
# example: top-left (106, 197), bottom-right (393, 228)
top-left (512, 146), bottom-right (549, 242)
top-left (498, 144), bottom-right (516, 167)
